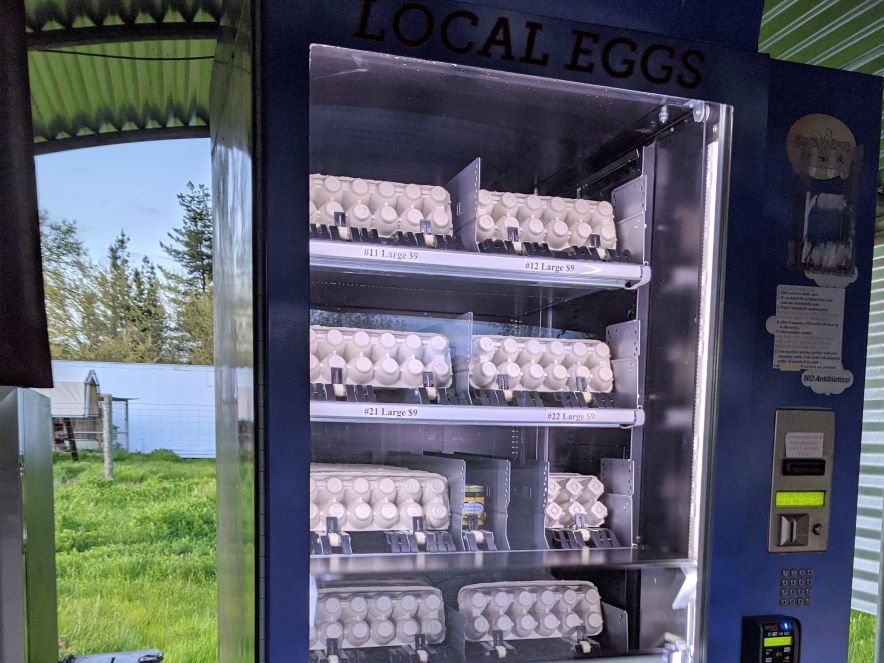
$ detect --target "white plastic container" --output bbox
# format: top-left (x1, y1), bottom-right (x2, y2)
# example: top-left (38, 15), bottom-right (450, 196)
top-left (311, 584), bottom-right (445, 651)
top-left (519, 363), bottom-right (546, 391)
top-left (310, 464), bottom-right (451, 533)
top-left (374, 205), bottom-right (400, 236)
top-left (476, 214), bottom-right (496, 242)
top-left (468, 334), bottom-right (615, 393)
top-left (477, 188), bottom-right (616, 249)
top-left (457, 580), bottom-right (604, 643)
top-left (341, 177), bottom-right (371, 209)
top-left (315, 201), bottom-right (345, 226)
top-left (397, 183), bottom-right (424, 214)
top-left (545, 472), bottom-right (608, 529)
top-left (347, 502), bottom-right (374, 530)
top-left (312, 325), bottom-right (454, 389)
top-left (400, 358), bottom-right (426, 388)
top-left (520, 217), bottom-right (546, 243)
top-left (546, 220), bottom-right (571, 249)
top-left (346, 356), bottom-right (374, 385)
top-left (544, 364), bottom-right (569, 391)
top-left (346, 203), bottom-right (373, 229)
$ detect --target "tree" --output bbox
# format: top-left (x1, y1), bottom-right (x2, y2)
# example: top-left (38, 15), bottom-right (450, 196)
top-left (40, 213), bottom-right (100, 360)
top-left (41, 218), bottom-right (172, 363)
top-left (161, 182), bottom-right (212, 294)
top-left (163, 182), bottom-right (214, 364)
top-left (131, 257), bottom-right (169, 358)
top-left (40, 179), bottom-right (215, 366)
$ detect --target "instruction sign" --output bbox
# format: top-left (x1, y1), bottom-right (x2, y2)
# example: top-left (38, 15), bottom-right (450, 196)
top-left (769, 285), bottom-right (844, 371)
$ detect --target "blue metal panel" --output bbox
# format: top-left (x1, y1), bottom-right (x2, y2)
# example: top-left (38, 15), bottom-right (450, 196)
top-left (259, 1), bottom-right (311, 662)
top-left (460, 0), bottom-right (765, 53)
top-left (706, 60), bottom-right (883, 663)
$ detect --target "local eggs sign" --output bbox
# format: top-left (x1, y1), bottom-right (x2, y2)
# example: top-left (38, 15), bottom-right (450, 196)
top-left (353, 0), bottom-right (706, 90)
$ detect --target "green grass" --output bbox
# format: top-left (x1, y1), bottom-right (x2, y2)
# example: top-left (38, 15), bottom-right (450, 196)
top-left (850, 610), bottom-right (876, 662)
top-left (54, 451), bottom-right (217, 662)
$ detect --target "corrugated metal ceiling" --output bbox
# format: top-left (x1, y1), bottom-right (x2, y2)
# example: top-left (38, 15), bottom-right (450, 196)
top-left (23, 0), bottom-right (884, 167)
top-left (25, 0), bottom-right (220, 152)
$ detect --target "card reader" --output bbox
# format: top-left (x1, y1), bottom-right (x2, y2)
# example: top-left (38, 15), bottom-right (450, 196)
top-left (741, 615), bottom-right (800, 663)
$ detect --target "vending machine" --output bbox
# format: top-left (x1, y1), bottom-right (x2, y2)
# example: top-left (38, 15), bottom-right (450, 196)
top-left (211, 1), bottom-right (883, 661)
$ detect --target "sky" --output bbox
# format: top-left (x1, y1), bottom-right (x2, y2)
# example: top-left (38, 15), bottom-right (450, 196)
top-left (35, 138), bottom-right (212, 269)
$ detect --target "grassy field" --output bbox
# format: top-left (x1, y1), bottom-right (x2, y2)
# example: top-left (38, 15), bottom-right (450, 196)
top-left (54, 451), bottom-right (217, 662)
top-left (850, 610), bottom-right (876, 662)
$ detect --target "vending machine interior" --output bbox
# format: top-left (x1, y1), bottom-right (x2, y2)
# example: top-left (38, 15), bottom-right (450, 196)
top-left (303, 41), bottom-right (728, 661)
top-left (210, 1), bottom-right (883, 661)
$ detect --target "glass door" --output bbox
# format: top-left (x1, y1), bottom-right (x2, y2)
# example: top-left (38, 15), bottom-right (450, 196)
top-left (307, 44), bottom-right (730, 661)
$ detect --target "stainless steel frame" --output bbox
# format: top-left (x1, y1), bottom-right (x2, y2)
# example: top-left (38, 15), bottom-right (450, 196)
top-left (0, 387), bottom-right (58, 663)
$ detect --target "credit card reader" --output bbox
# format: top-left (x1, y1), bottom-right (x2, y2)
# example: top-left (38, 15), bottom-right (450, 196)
top-left (741, 615), bottom-right (800, 663)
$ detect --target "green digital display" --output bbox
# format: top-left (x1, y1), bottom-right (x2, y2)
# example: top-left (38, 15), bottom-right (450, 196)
top-left (763, 636), bottom-right (792, 648)
top-left (775, 490), bottom-right (826, 507)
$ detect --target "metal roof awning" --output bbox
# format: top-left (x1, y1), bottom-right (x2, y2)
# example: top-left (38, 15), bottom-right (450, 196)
top-left (25, 0), bottom-right (220, 153)
top-left (17, 0), bottom-right (884, 186)
top-left (32, 370), bottom-right (100, 418)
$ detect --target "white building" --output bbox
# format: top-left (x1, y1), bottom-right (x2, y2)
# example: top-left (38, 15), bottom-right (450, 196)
top-left (46, 360), bottom-right (216, 459)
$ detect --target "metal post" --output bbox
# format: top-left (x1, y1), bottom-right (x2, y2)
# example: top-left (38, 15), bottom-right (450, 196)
top-left (0, 388), bottom-right (58, 663)
top-left (102, 393), bottom-right (113, 480)
top-left (122, 399), bottom-right (130, 451)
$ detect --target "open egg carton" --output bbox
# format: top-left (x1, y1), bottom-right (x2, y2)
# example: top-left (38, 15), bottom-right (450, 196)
top-left (310, 326), bottom-right (460, 404)
top-left (311, 583), bottom-right (447, 653)
top-left (309, 174), bottom-right (462, 250)
top-left (469, 335), bottom-right (615, 408)
top-left (457, 580), bottom-right (604, 648)
top-left (475, 189), bottom-right (627, 261)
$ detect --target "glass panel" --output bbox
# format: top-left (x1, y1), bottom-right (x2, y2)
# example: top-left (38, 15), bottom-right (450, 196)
top-left (308, 45), bottom-right (730, 660)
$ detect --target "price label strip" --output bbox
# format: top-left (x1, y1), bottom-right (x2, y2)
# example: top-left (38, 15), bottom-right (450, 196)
top-left (361, 405), bottom-right (421, 419)
top-left (523, 259), bottom-right (577, 274)
top-left (545, 410), bottom-right (598, 423)
top-left (361, 247), bottom-right (420, 262)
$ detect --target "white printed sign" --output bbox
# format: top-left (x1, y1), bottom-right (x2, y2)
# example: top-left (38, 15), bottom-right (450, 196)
top-left (785, 431), bottom-right (825, 458)
top-left (766, 285), bottom-right (845, 371)
top-left (800, 369), bottom-right (854, 395)
top-left (545, 410), bottom-right (597, 423)
top-left (361, 247), bottom-right (420, 262)
top-left (361, 405), bottom-right (420, 419)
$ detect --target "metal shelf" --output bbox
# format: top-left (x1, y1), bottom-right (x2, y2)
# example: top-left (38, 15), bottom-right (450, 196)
top-left (310, 240), bottom-right (650, 290)
top-left (310, 401), bottom-right (644, 428)
top-left (311, 547), bottom-right (693, 578)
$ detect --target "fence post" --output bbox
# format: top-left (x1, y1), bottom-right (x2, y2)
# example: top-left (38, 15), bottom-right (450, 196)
top-left (102, 393), bottom-right (113, 480)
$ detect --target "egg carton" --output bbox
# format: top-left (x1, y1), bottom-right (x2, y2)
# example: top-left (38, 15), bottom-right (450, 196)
top-left (469, 335), bottom-right (614, 393)
top-left (310, 173), bottom-right (454, 237)
top-left (477, 189), bottom-right (617, 250)
top-left (458, 580), bottom-right (604, 643)
top-left (311, 325), bottom-right (453, 389)
top-left (310, 463), bottom-right (450, 533)
top-left (545, 473), bottom-right (608, 529)
top-left (311, 584), bottom-right (446, 650)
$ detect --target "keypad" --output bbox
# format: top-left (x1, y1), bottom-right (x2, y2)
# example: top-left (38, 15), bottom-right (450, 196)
top-left (778, 568), bottom-right (814, 607)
